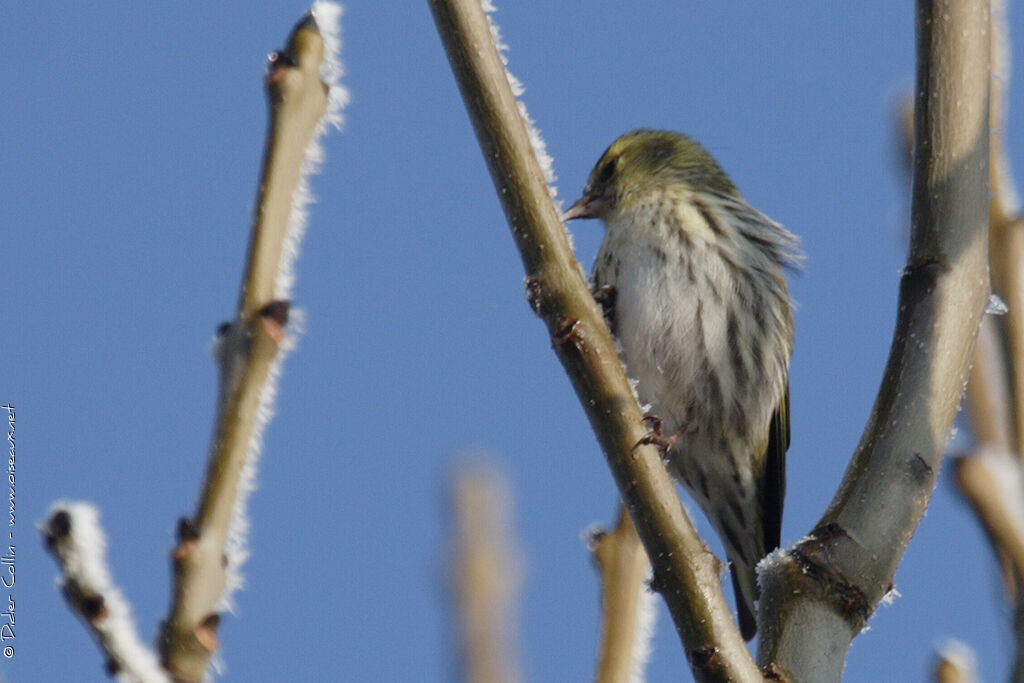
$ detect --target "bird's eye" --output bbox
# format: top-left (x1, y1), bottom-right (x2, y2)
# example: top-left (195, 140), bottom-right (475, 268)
top-left (597, 158), bottom-right (617, 183)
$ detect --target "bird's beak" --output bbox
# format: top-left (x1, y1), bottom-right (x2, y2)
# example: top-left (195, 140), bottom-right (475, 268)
top-left (562, 193), bottom-right (600, 221)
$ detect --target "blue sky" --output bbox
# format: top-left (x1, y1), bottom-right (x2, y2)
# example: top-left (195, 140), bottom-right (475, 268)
top-left (5, 3), bottom-right (1020, 681)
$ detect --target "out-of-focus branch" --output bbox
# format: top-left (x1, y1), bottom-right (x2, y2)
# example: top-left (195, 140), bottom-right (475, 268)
top-left (43, 504), bottom-right (169, 683)
top-left (758, 1), bottom-right (990, 679)
top-left (591, 506), bottom-right (654, 683)
top-left (955, 447), bottom-right (1024, 678)
top-left (992, 215), bottom-right (1024, 456)
top-left (955, 446), bottom-right (1024, 582)
top-left (428, 2), bottom-right (761, 680)
top-left (451, 465), bottom-right (521, 683)
top-left (987, 0), bottom-right (1024, 459)
top-left (933, 640), bottom-right (978, 683)
top-left (966, 317), bottom-right (1014, 448)
top-left (159, 11), bottom-right (335, 682)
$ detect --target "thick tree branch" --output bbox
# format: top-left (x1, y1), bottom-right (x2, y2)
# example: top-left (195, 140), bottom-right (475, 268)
top-left (428, 1), bottom-right (760, 680)
top-left (758, 1), bottom-right (990, 680)
top-left (898, 94), bottom-right (1010, 450)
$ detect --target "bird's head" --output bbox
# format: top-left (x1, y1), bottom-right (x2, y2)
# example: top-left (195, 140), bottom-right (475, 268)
top-left (564, 129), bottom-right (737, 221)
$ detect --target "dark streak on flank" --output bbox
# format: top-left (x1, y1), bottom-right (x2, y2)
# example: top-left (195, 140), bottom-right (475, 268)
top-left (727, 309), bottom-right (748, 386)
top-left (696, 469), bottom-right (710, 501)
top-left (693, 196), bottom-right (726, 239)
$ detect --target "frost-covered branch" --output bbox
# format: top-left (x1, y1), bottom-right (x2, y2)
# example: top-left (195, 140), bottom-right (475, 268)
top-left (450, 465), bottom-right (522, 683)
top-left (590, 506), bottom-right (655, 683)
top-left (758, 1), bottom-right (990, 679)
top-left (159, 5), bottom-right (346, 681)
top-left (43, 504), bottom-right (169, 683)
top-left (428, 1), bottom-right (761, 680)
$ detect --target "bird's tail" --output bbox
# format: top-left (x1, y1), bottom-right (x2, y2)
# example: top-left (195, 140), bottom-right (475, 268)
top-left (729, 558), bottom-right (759, 641)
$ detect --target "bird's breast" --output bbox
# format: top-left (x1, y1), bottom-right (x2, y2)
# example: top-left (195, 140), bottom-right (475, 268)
top-left (593, 222), bottom-right (787, 454)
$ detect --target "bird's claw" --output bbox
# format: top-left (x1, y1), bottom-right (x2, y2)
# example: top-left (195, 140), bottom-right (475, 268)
top-left (635, 413), bottom-right (681, 454)
top-left (636, 431), bottom-right (679, 455)
top-left (642, 414), bottom-right (663, 433)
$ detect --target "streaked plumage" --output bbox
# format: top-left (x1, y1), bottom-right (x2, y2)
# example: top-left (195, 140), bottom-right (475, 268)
top-left (565, 130), bottom-right (799, 639)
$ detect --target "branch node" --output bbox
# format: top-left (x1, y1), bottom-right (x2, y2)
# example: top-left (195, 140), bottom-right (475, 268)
top-left (906, 452), bottom-right (934, 485)
top-left (690, 644), bottom-right (720, 669)
top-left (176, 517), bottom-right (199, 543)
top-left (82, 594), bottom-right (108, 622)
top-left (791, 525), bottom-right (873, 624)
top-left (195, 614), bottom-right (221, 654)
top-left (104, 656), bottom-right (121, 677)
top-left (44, 509), bottom-right (72, 548)
top-left (524, 275), bottom-right (543, 315)
top-left (259, 299), bottom-right (291, 327)
top-left (258, 300), bottom-right (291, 343)
top-left (902, 252), bottom-right (946, 278)
top-left (552, 316), bottom-right (580, 346)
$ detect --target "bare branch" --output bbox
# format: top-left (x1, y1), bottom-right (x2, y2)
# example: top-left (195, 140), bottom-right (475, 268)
top-left (428, 1), bottom-right (760, 679)
top-left (758, 1), bottom-right (991, 679)
top-left (591, 507), bottom-right (654, 683)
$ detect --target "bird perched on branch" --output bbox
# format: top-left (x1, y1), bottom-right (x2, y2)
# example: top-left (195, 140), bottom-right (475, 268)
top-left (564, 129), bottom-right (800, 639)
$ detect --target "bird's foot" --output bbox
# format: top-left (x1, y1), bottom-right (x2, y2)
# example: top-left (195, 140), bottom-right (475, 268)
top-left (636, 414), bottom-right (682, 455)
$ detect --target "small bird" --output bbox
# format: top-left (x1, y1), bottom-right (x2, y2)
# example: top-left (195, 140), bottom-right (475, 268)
top-left (564, 129), bottom-right (799, 639)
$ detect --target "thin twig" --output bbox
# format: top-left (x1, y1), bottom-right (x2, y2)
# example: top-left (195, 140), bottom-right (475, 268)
top-left (758, 1), bottom-right (990, 679)
top-left (428, 1), bottom-right (761, 680)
